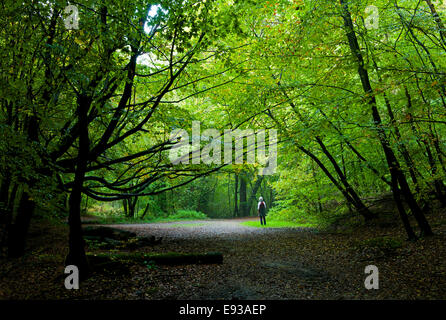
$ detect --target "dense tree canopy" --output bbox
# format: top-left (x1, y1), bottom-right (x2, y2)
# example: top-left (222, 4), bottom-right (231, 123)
top-left (1, 0), bottom-right (445, 279)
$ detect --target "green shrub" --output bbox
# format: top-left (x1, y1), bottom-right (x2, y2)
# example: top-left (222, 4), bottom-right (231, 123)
top-left (266, 203), bottom-right (317, 226)
top-left (87, 203), bottom-right (122, 217)
top-left (169, 209), bottom-right (207, 220)
top-left (136, 198), bottom-right (166, 218)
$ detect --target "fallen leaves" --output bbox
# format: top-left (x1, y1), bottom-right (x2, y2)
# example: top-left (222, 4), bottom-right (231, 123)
top-left (1, 213), bottom-right (446, 300)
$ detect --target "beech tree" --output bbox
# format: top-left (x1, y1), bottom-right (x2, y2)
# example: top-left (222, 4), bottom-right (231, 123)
top-left (1, 0), bottom-right (445, 270)
top-left (0, 0), bottom-right (244, 272)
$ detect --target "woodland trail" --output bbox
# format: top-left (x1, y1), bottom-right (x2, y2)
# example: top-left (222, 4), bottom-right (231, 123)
top-left (100, 217), bottom-right (446, 300)
top-left (107, 217), bottom-right (304, 240)
top-left (2, 217), bottom-right (445, 299)
top-left (105, 218), bottom-right (378, 299)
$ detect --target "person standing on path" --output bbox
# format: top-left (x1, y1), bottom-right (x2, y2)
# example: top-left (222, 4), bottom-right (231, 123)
top-left (258, 197), bottom-right (267, 226)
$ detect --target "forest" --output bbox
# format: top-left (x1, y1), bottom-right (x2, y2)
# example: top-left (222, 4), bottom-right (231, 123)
top-left (1, 0), bottom-right (446, 301)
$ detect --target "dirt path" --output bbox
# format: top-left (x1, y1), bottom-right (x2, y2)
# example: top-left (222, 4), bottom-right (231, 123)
top-left (107, 217), bottom-right (304, 239)
top-left (2, 216), bottom-right (445, 299)
top-left (97, 217), bottom-right (446, 300)
top-left (102, 218), bottom-right (361, 299)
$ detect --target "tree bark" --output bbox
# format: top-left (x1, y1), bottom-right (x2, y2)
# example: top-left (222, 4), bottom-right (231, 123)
top-left (299, 146), bottom-right (371, 220)
top-left (0, 176), bottom-right (11, 252)
top-left (424, 0), bottom-right (446, 49)
top-left (7, 192), bottom-right (36, 257)
top-left (247, 175), bottom-right (264, 216)
top-left (1, 183), bottom-right (17, 255)
top-left (340, 0), bottom-right (433, 237)
top-left (239, 174), bottom-right (247, 217)
top-left (141, 202), bottom-right (150, 219)
top-left (315, 136), bottom-right (373, 220)
top-left (122, 199), bottom-right (128, 216)
top-left (233, 173), bottom-right (239, 217)
top-left (6, 115), bottom-right (40, 257)
top-left (0, 176), bottom-right (10, 209)
top-left (128, 197), bottom-right (138, 218)
top-left (65, 94), bottom-right (91, 279)
top-left (369, 56), bottom-right (422, 194)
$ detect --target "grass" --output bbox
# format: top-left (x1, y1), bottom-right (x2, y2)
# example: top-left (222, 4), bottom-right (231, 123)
top-left (169, 210), bottom-right (207, 220)
top-left (240, 220), bottom-right (315, 228)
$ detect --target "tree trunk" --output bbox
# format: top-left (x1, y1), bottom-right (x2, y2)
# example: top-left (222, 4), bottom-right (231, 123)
top-left (227, 173), bottom-right (232, 216)
top-left (0, 176), bottom-right (11, 253)
top-left (1, 183), bottom-right (18, 256)
top-left (122, 199), bottom-right (128, 216)
top-left (339, 0), bottom-right (433, 237)
top-left (269, 187), bottom-right (274, 208)
top-left (315, 136), bottom-right (373, 220)
top-left (403, 87), bottom-right (442, 208)
top-left (299, 146), bottom-right (371, 219)
top-left (128, 197), bottom-right (138, 218)
top-left (390, 168), bottom-right (418, 241)
top-left (65, 94), bottom-right (91, 279)
top-left (7, 191), bottom-right (36, 257)
top-left (233, 173), bottom-right (239, 217)
top-left (239, 174), bottom-right (247, 217)
top-left (311, 163), bottom-right (323, 213)
top-left (6, 115), bottom-right (40, 257)
top-left (276, 81), bottom-right (373, 220)
top-left (66, 174), bottom-right (90, 279)
top-left (0, 176), bottom-right (10, 209)
top-left (318, 108), bottom-right (391, 187)
top-left (424, 0), bottom-right (446, 49)
top-left (247, 175), bottom-right (264, 216)
top-left (369, 57), bottom-right (422, 194)
top-left (141, 202), bottom-right (150, 219)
